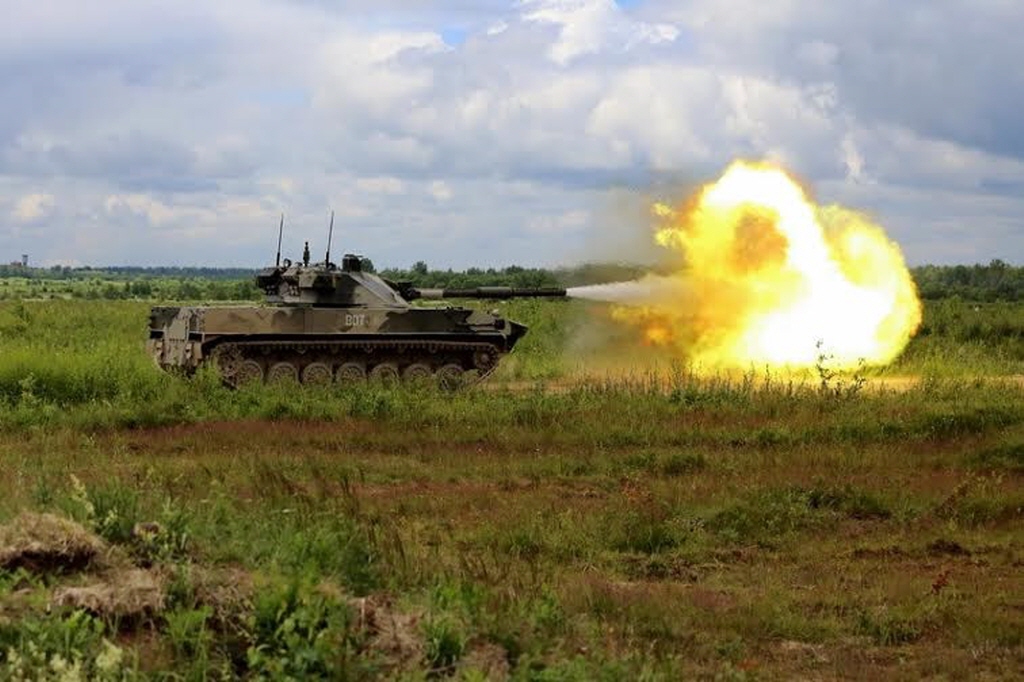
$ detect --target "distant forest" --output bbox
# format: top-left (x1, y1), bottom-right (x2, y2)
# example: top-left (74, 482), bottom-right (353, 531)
top-left (1, 259), bottom-right (1022, 301)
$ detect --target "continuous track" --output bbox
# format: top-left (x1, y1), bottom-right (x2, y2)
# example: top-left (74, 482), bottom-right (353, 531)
top-left (207, 338), bottom-right (503, 389)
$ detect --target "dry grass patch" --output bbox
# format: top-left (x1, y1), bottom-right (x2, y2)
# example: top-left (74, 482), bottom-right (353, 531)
top-left (52, 567), bottom-right (164, 621)
top-left (0, 512), bottom-right (107, 574)
top-left (352, 594), bottom-right (426, 675)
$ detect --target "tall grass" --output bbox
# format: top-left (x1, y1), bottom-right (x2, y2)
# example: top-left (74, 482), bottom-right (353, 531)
top-left (0, 300), bottom-right (1022, 438)
top-left (0, 298), bottom-right (1020, 678)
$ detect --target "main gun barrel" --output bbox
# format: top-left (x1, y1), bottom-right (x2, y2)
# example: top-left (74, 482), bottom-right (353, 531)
top-left (413, 286), bottom-right (566, 300)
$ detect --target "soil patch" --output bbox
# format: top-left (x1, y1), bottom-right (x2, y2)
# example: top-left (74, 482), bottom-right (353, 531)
top-left (926, 538), bottom-right (972, 557)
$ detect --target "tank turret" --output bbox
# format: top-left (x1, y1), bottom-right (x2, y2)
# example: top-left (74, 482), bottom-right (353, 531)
top-left (254, 254), bottom-right (411, 308)
top-left (255, 252), bottom-right (566, 308)
top-left (147, 219), bottom-right (566, 388)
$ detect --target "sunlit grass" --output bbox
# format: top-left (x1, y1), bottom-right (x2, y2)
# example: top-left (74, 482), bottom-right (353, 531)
top-left (0, 297), bottom-right (1021, 677)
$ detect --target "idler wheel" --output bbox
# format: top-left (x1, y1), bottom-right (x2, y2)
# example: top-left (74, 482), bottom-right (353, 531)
top-left (236, 360), bottom-right (264, 386)
top-left (267, 361), bottom-right (299, 384)
top-left (402, 363), bottom-right (433, 384)
top-left (336, 362), bottom-right (367, 383)
top-left (301, 362), bottom-right (332, 385)
top-left (473, 348), bottom-right (497, 371)
top-left (437, 363), bottom-right (465, 391)
top-left (369, 362), bottom-right (400, 386)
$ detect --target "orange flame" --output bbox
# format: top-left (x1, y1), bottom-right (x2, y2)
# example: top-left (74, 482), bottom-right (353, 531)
top-left (615, 160), bottom-right (922, 371)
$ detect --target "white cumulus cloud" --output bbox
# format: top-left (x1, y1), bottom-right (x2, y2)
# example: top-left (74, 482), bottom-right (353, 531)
top-left (13, 193), bottom-right (55, 221)
top-left (521, 0), bottom-right (679, 65)
top-left (0, 0), bottom-right (1020, 267)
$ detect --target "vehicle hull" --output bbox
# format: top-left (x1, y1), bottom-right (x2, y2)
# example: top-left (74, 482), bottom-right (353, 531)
top-left (147, 304), bottom-right (526, 386)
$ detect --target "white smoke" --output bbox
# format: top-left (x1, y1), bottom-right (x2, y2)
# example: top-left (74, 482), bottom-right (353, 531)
top-left (567, 275), bottom-right (687, 305)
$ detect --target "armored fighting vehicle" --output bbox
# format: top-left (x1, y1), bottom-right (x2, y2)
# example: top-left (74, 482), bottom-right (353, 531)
top-left (146, 223), bottom-right (565, 388)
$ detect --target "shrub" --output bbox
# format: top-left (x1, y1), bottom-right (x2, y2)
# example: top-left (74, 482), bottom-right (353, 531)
top-left (423, 616), bottom-right (466, 673)
top-left (0, 610), bottom-right (130, 680)
top-left (246, 578), bottom-right (364, 679)
top-left (966, 442), bottom-right (1024, 472)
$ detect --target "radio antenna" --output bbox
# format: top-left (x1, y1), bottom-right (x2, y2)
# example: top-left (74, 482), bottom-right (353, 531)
top-left (324, 210), bottom-right (335, 265)
top-left (275, 213), bottom-right (284, 267)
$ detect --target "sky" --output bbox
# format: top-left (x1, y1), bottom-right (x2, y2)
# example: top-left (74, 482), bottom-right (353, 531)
top-left (1, 0), bottom-right (1022, 269)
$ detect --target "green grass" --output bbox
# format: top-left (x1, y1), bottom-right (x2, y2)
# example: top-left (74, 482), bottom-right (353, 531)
top-left (0, 274), bottom-right (258, 302)
top-left (0, 297), bottom-right (1021, 678)
top-left (0, 296), bottom-right (1020, 419)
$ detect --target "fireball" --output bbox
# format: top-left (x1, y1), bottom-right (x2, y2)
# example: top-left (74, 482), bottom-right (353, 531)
top-left (614, 160), bottom-right (922, 371)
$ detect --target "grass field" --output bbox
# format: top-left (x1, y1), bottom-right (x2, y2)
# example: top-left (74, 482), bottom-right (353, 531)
top-left (0, 297), bottom-right (1021, 679)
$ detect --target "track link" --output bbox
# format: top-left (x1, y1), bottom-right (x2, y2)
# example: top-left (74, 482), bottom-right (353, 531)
top-left (209, 339), bottom-right (502, 389)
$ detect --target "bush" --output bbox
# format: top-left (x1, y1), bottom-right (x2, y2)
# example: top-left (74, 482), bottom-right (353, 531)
top-left (0, 610), bottom-right (130, 680)
top-left (966, 442), bottom-right (1024, 472)
top-left (245, 578), bottom-right (365, 679)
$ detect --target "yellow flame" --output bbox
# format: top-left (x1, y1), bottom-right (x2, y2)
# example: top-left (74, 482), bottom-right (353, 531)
top-left (617, 160), bottom-right (922, 371)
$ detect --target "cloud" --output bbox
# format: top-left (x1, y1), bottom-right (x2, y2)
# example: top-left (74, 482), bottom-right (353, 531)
top-left (520, 0), bottom-right (679, 65)
top-left (13, 193), bottom-right (55, 221)
top-left (428, 180), bottom-right (453, 202)
top-left (645, 0), bottom-right (1024, 160)
top-left (0, 0), bottom-right (1021, 268)
top-left (356, 176), bottom-right (406, 195)
top-left (525, 208), bottom-right (589, 234)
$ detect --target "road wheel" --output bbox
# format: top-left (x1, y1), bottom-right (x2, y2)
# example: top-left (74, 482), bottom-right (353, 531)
top-left (301, 362), bottom-right (332, 385)
top-left (336, 362), bottom-right (367, 383)
top-left (267, 361), bottom-right (299, 384)
top-left (236, 360), bottom-right (264, 386)
top-left (473, 347), bottom-right (498, 371)
top-left (437, 363), bottom-right (464, 391)
top-left (369, 362), bottom-right (400, 386)
top-left (402, 363), bottom-right (433, 384)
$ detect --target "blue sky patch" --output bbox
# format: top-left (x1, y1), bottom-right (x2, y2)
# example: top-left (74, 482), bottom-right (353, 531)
top-left (441, 26), bottom-right (468, 46)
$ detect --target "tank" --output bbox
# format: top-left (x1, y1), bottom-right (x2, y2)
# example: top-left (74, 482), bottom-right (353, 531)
top-left (146, 248), bottom-right (566, 388)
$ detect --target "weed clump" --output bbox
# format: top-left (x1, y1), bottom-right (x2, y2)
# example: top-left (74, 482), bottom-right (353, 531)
top-left (710, 489), bottom-right (818, 546)
top-left (273, 517), bottom-right (380, 596)
top-left (611, 508), bottom-right (683, 555)
top-left (966, 442), bottom-right (1024, 472)
top-left (915, 405), bottom-right (1021, 438)
top-left (658, 452), bottom-right (707, 477)
top-left (59, 476), bottom-right (193, 566)
top-left (805, 485), bottom-right (891, 520)
top-left (933, 473), bottom-right (1023, 527)
top-left (709, 485), bottom-right (891, 546)
top-left (245, 578), bottom-right (366, 679)
top-left (164, 606), bottom-right (214, 673)
top-left (423, 615), bottom-right (467, 674)
top-left (856, 607), bottom-right (926, 645)
top-left (0, 610), bottom-right (130, 680)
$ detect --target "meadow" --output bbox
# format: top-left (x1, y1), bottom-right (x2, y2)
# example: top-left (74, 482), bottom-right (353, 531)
top-left (0, 295), bottom-right (1021, 679)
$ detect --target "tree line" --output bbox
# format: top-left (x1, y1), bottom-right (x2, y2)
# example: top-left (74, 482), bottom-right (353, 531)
top-left (911, 260), bottom-right (1024, 301)
top-left (379, 260), bottom-right (1024, 301)
top-left (1, 259), bottom-right (1022, 301)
